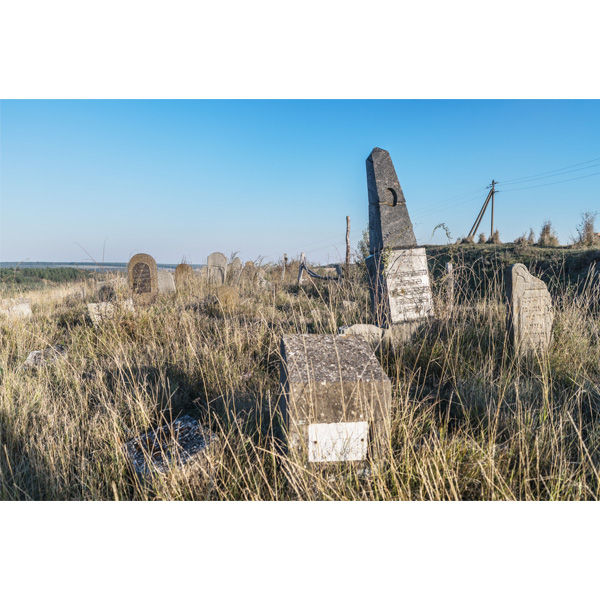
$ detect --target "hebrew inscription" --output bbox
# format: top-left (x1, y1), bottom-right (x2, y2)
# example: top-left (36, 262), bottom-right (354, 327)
top-left (506, 263), bottom-right (554, 355)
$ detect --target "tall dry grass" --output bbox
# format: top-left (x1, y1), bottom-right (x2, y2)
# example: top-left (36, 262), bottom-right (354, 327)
top-left (0, 257), bottom-right (599, 500)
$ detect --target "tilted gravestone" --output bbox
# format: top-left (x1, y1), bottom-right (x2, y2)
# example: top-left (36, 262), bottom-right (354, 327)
top-left (128, 253), bottom-right (159, 302)
top-left (227, 257), bottom-right (243, 285)
top-left (365, 148), bottom-right (434, 326)
top-left (207, 252), bottom-right (228, 286)
top-left (278, 334), bottom-right (391, 464)
top-left (157, 270), bottom-right (176, 294)
top-left (506, 263), bottom-right (554, 355)
top-left (174, 263), bottom-right (195, 289)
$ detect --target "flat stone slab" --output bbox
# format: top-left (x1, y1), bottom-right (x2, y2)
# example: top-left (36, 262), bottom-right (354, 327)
top-left (279, 334), bottom-right (391, 463)
top-left (506, 263), bottom-right (554, 355)
top-left (0, 299), bottom-right (32, 320)
top-left (87, 299), bottom-right (135, 326)
top-left (23, 345), bottom-right (68, 369)
top-left (124, 415), bottom-right (218, 476)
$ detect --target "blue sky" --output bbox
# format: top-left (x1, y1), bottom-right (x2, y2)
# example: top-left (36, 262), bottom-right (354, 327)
top-left (1, 100), bottom-right (598, 265)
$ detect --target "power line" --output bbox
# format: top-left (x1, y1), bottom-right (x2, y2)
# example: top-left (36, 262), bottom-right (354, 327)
top-left (499, 161), bottom-right (600, 187)
top-left (498, 170), bottom-right (600, 192)
top-left (500, 156), bottom-right (600, 185)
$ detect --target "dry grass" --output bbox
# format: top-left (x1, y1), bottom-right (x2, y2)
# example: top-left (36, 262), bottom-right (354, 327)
top-left (1, 258), bottom-right (599, 501)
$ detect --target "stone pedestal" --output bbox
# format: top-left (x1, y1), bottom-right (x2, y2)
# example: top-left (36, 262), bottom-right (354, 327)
top-left (278, 334), bottom-right (391, 464)
top-left (367, 247), bottom-right (434, 327)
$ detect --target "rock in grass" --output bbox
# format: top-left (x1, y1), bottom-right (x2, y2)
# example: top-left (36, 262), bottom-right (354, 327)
top-left (124, 415), bottom-right (218, 477)
top-left (23, 344), bottom-right (68, 369)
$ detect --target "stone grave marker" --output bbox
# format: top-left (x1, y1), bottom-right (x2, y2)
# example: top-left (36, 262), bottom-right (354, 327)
top-left (157, 270), bottom-right (176, 294)
top-left (227, 257), bottom-right (243, 285)
top-left (23, 345), bottom-right (68, 369)
top-left (278, 334), bottom-right (391, 464)
top-left (506, 263), bottom-right (554, 355)
top-left (207, 252), bottom-right (228, 286)
top-left (365, 147), bottom-right (434, 326)
top-left (128, 253), bottom-right (159, 302)
top-left (174, 263), bottom-right (194, 289)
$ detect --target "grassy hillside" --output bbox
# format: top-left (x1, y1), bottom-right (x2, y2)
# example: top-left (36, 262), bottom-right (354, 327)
top-left (0, 251), bottom-right (599, 500)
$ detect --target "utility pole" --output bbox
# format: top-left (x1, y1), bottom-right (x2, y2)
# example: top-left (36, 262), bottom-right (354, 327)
top-left (345, 216), bottom-right (350, 275)
top-left (490, 180), bottom-right (497, 239)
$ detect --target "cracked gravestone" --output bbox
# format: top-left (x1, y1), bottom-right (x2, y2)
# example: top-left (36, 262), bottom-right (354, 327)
top-left (128, 253), bottom-right (159, 302)
top-left (506, 263), bottom-right (554, 355)
top-left (365, 148), bottom-right (434, 327)
top-left (278, 334), bottom-right (391, 464)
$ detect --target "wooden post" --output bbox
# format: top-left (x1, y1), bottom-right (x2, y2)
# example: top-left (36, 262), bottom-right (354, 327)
top-left (345, 216), bottom-right (351, 275)
top-left (446, 262), bottom-right (454, 314)
top-left (282, 253), bottom-right (287, 281)
top-left (298, 253), bottom-right (305, 284)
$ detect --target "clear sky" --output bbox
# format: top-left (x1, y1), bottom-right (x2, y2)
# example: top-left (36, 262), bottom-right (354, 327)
top-left (1, 100), bottom-right (598, 265)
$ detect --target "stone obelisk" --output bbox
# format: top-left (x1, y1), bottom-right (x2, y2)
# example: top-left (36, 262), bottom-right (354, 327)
top-left (366, 148), bottom-right (434, 327)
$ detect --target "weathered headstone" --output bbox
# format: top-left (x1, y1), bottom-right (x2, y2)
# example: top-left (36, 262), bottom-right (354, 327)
top-left (227, 257), bottom-right (243, 285)
top-left (207, 252), bottom-right (228, 286)
top-left (124, 415), bottom-right (218, 477)
top-left (365, 148), bottom-right (434, 326)
top-left (278, 334), bottom-right (391, 463)
top-left (175, 263), bottom-right (195, 290)
top-left (240, 261), bottom-right (257, 286)
top-left (506, 263), bottom-right (554, 355)
top-left (157, 270), bottom-right (176, 294)
top-left (128, 253), bottom-right (158, 302)
top-left (87, 299), bottom-right (135, 327)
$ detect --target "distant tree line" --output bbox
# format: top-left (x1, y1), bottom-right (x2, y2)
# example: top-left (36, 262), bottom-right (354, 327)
top-left (0, 267), bottom-right (91, 289)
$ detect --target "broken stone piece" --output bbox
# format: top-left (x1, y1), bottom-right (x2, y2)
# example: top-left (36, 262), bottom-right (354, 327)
top-left (124, 415), bottom-right (218, 476)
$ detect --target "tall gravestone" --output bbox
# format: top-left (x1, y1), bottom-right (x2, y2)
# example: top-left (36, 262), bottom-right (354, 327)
top-left (506, 263), bottom-right (554, 355)
top-left (128, 253), bottom-right (159, 302)
top-left (175, 263), bottom-right (195, 290)
top-left (227, 257), bottom-right (243, 285)
top-left (207, 252), bottom-right (228, 286)
top-left (157, 270), bottom-right (176, 294)
top-left (278, 334), bottom-right (391, 464)
top-left (366, 148), bottom-right (434, 327)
